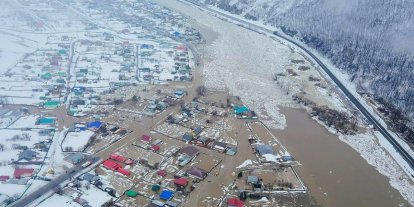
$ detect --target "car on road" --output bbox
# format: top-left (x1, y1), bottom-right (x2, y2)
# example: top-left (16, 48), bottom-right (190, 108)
top-left (81, 161), bottom-right (92, 168)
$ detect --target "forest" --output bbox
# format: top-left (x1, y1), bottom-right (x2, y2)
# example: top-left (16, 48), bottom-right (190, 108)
top-left (201, 0), bottom-right (414, 123)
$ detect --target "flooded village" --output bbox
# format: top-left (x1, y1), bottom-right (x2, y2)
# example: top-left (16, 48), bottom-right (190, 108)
top-left (0, 0), bottom-right (413, 207)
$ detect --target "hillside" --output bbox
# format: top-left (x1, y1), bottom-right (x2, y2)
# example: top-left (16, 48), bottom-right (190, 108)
top-left (200, 0), bottom-right (414, 123)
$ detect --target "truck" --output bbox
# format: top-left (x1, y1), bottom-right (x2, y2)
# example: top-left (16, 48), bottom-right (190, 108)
top-left (81, 161), bottom-right (92, 168)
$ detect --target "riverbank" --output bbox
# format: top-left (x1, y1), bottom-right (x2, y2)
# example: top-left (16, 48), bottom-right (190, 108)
top-left (155, 0), bottom-right (413, 206)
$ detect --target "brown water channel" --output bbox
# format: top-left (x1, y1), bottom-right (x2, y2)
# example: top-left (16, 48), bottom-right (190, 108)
top-left (275, 107), bottom-right (409, 207)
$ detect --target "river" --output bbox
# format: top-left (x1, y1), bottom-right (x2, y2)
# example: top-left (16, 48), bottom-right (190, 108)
top-left (155, 0), bottom-right (411, 206)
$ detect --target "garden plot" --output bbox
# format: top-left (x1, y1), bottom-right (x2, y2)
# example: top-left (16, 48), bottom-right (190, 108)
top-left (155, 122), bottom-right (190, 139)
top-left (187, 153), bottom-right (222, 174)
top-left (8, 115), bottom-right (52, 129)
top-left (0, 129), bottom-right (53, 197)
top-left (235, 167), bottom-right (305, 192)
top-left (62, 130), bottom-right (95, 152)
top-left (0, 109), bottom-right (22, 128)
top-left (0, 44), bottom-right (70, 105)
top-left (138, 42), bottom-right (192, 83)
top-left (96, 168), bottom-right (134, 196)
top-left (248, 122), bottom-right (288, 159)
top-left (128, 181), bottom-right (184, 206)
top-left (133, 137), bottom-right (181, 157)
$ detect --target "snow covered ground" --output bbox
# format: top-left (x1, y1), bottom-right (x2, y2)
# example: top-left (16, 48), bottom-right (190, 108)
top-left (62, 130), bottom-right (94, 152)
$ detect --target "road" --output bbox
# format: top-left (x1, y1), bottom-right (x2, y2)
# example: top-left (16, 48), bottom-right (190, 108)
top-left (10, 157), bottom-right (100, 207)
top-left (179, 0), bottom-right (414, 171)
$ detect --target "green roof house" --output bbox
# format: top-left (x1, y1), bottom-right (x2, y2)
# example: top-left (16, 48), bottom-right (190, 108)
top-left (41, 73), bottom-right (52, 80)
top-left (58, 49), bottom-right (67, 55)
top-left (44, 100), bottom-right (60, 109)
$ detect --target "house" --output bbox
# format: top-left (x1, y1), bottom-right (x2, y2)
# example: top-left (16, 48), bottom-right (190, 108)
top-left (193, 127), bottom-right (202, 135)
top-left (38, 129), bottom-right (52, 136)
top-left (159, 189), bottom-right (174, 200)
top-left (18, 149), bottom-right (37, 161)
top-left (233, 105), bottom-right (249, 115)
top-left (196, 136), bottom-right (209, 145)
top-left (173, 177), bottom-right (189, 187)
top-left (43, 100), bottom-right (60, 109)
top-left (13, 168), bottom-right (34, 178)
top-left (226, 146), bottom-right (237, 156)
top-left (255, 144), bottom-right (273, 156)
top-left (186, 167), bottom-right (208, 180)
top-left (102, 159), bottom-right (120, 171)
top-left (38, 117), bottom-right (55, 125)
top-left (117, 168), bottom-right (131, 176)
top-left (81, 173), bottom-right (100, 183)
top-left (0, 176), bottom-right (9, 182)
top-left (247, 176), bottom-right (259, 185)
top-left (212, 141), bottom-right (227, 152)
top-left (66, 153), bottom-right (86, 164)
top-left (178, 146), bottom-right (199, 158)
top-left (182, 133), bottom-right (193, 142)
top-left (227, 198), bottom-right (245, 207)
top-left (87, 121), bottom-right (103, 130)
top-left (110, 154), bottom-right (127, 163)
top-left (165, 201), bottom-right (179, 207)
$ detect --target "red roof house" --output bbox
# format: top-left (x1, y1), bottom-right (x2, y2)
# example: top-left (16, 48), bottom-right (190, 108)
top-left (142, 135), bottom-right (151, 142)
top-left (14, 168), bottom-right (34, 178)
top-left (109, 154), bottom-right (127, 163)
top-left (102, 159), bottom-right (121, 171)
top-left (117, 168), bottom-right (131, 176)
top-left (0, 176), bottom-right (10, 181)
top-left (174, 177), bottom-right (188, 187)
top-left (227, 198), bottom-right (244, 207)
top-left (151, 145), bottom-right (161, 151)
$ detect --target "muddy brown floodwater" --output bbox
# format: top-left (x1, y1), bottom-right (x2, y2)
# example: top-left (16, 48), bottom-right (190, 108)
top-left (274, 107), bottom-right (409, 207)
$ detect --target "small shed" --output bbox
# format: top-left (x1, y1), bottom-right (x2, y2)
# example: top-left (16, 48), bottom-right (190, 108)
top-left (159, 189), bottom-right (174, 200)
top-left (174, 177), bottom-right (189, 187)
top-left (151, 184), bottom-right (161, 192)
top-left (157, 170), bottom-right (167, 177)
top-left (117, 168), bottom-right (131, 176)
top-left (151, 145), bottom-right (161, 152)
top-left (13, 168), bottom-right (34, 178)
top-left (126, 190), bottom-right (138, 197)
top-left (227, 198), bottom-right (245, 207)
top-left (247, 176), bottom-right (259, 184)
top-left (142, 134), bottom-right (151, 142)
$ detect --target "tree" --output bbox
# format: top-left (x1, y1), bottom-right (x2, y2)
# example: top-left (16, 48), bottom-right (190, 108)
top-left (0, 144), bottom-right (4, 151)
top-left (131, 95), bottom-right (138, 102)
top-left (196, 85), bottom-right (207, 96)
top-left (237, 171), bottom-right (243, 178)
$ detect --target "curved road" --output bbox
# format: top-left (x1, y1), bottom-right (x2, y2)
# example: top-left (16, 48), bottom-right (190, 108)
top-left (180, 0), bottom-right (414, 171)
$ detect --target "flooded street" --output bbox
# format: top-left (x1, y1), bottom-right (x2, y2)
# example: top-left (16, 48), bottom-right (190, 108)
top-left (275, 107), bottom-right (409, 207)
top-left (155, 0), bottom-right (412, 206)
